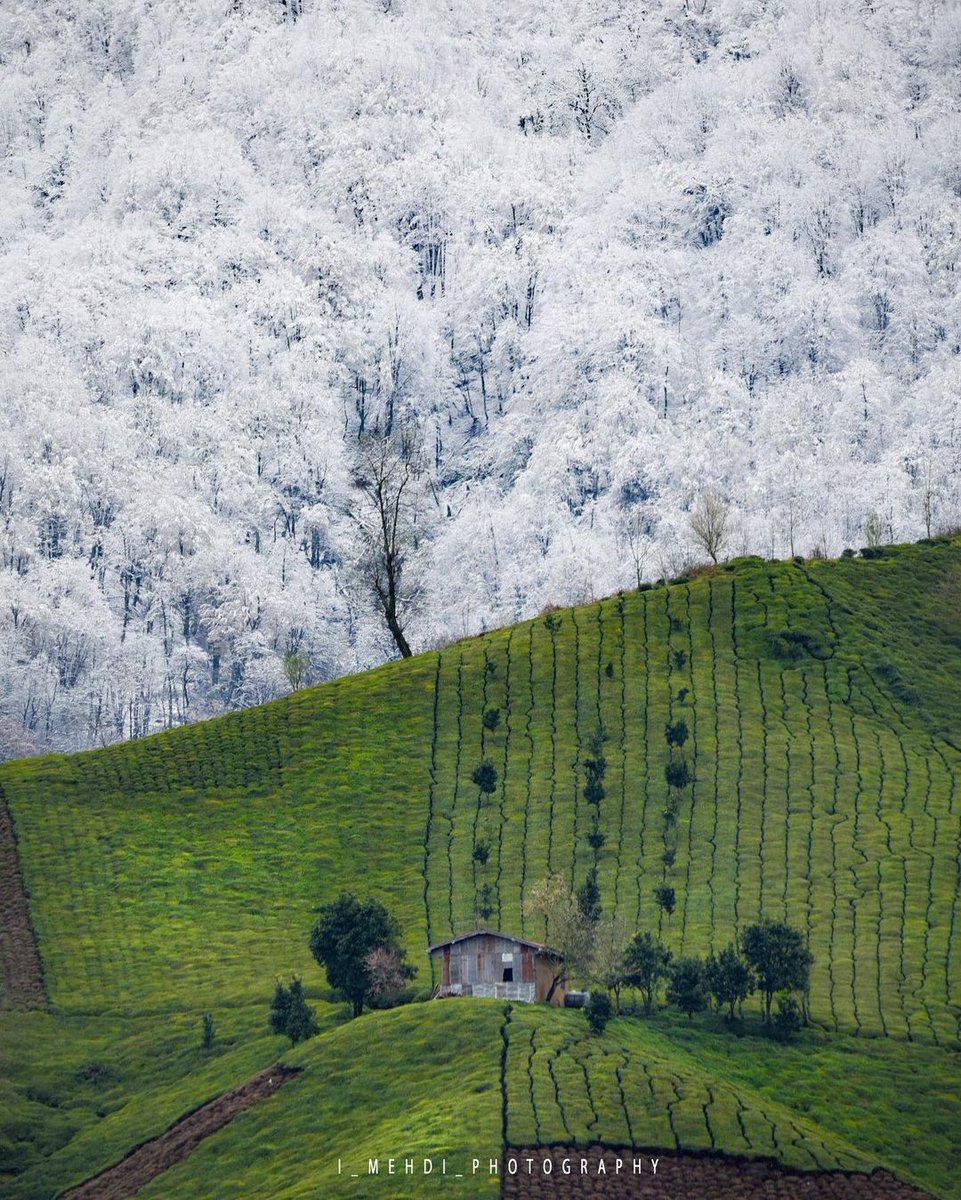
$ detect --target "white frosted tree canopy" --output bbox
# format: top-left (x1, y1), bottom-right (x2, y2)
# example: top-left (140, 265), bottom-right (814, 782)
top-left (0, 0), bottom-right (958, 753)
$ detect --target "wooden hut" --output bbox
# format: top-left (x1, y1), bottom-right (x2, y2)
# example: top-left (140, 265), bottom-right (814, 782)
top-left (428, 929), bottom-right (565, 1004)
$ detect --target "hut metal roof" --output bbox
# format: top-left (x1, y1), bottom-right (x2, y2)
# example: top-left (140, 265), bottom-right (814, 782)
top-left (427, 928), bottom-right (563, 958)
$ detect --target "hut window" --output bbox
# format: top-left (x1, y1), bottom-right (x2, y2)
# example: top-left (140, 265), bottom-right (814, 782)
top-left (503, 966), bottom-right (514, 982)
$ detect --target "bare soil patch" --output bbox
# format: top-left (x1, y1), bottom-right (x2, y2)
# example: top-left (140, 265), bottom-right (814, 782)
top-left (0, 787), bottom-right (48, 1009)
top-left (62, 1063), bottom-right (301, 1200)
top-left (501, 1146), bottom-right (934, 1199)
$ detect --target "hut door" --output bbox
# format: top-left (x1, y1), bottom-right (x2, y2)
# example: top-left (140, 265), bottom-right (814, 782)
top-left (521, 953), bottom-right (534, 983)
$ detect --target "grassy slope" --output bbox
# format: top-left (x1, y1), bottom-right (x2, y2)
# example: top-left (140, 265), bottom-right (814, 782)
top-left (2, 538), bottom-right (961, 1197)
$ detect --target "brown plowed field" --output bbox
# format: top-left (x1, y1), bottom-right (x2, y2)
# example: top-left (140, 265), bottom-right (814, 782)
top-left (0, 787), bottom-right (47, 1009)
top-left (501, 1146), bottom-right (934, 1199)
top-left (62, 1064), bottom-right (301, 1200)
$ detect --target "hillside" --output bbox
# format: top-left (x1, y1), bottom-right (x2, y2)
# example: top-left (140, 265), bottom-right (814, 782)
top-left (2, 538), bottom-right (961, 1197)
top-left (2, 0), bottom-right (961, 754)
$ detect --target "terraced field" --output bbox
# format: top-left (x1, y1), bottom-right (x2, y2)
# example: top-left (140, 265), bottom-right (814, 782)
top-left (2, 537), bottom-right (961, 1198)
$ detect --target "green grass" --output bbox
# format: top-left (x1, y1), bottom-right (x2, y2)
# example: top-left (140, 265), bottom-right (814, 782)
top-left (2, 537), bottom-right (961, 1196)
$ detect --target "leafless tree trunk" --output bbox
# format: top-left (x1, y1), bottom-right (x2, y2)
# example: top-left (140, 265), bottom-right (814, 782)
top-left (353, 429), bottom-right (423, 658)
top-left (688, 492), bottom-right (730, 563)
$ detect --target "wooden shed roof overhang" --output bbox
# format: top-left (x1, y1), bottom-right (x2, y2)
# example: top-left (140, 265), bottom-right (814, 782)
top-left (427, 929), bottom-right (563, 959)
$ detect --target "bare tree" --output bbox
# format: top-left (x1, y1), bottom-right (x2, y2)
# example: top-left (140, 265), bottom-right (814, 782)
top-left (688, 492), bottom-right (730, 563)
top-left (622, 510), bottom-right (648, 590)
top-left (863, 509), bottom-right (885, 548)
top-left (353, 428), bottom-right (424, 658)
top-left (529, 873), bottom-right (596, 1002)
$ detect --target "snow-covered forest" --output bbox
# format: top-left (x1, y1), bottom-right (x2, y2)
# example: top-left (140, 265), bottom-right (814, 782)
top-left (1, 0), bottom-right (959, 755)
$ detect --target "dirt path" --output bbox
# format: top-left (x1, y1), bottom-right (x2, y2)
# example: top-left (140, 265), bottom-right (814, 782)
top-left (62, 1064), bottom-right (301, 1200)
top-left (501, 1146), bottom-right (934, 1199)
top-left (0, 786), bottom-right (48, 1010)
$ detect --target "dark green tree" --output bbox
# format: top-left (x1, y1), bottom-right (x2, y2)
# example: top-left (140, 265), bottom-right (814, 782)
top-left (586, 991), bottom-right (614, 1035)
top-left (577, 867), bottom-right (602, 923)
top-left (741, 920), bottom-right (813, 1023)
top-left (667, 956), bottom-right (709, 1021)
top-left (654, 884), bottom-right (676, 918)
top-left (706, 944), bottom-right (754, 1022)
top-left (472, 760), bottom-right (498, 794)
top-left (482, 707), bottom-right (501, 731)
top-left (665, 758), bottom-right (690, 789)
top-left (309, 893), bottom-right (414, 1017)
top-left (665, 719), bottom-right (689, 748)
top-left (269, 977), bottom-right (318, 1045)
top-left (623, 932), bottom-right (672, 1015)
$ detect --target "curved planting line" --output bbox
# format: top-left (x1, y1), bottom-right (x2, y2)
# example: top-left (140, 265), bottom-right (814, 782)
top-left (705, 582), bottom-right (721, 953)
top-left (820, 661), bottom-right (842, 1031)
top-left (613, 600), bottom-right (628, 915)
top-left (893, 732), bottom-right (938, 1043)
top-left (546, 1039), bottom-right (576, 1143)
top-left (494, 630), bottom-right (515, 931)
top-left (914, 752), bottom-right (939, 1043)
top-left (787, 1122), bottom-right (824, 1170)
top-left (637, 597), bottom-right (652, 928)
top-left (574, 1045), bottom-right (600, 1133)
top-left (734, 1095), bottom-right (753, 1152)
top-left (569, 606), bottom-right (583, 892)
top-left (930, 739), bottom-right (961, 1041)
top-left (519, 622), bottom-right (536, 929)
top-left (679, 586), bottom-right (699, 957)
top-left (422, 653), bottom-right (442, 974)
top-left (448, 653), bottom-right (466, 933)
top-left (614, 1051), bottom-right (636, 1147)
top-left (500, 1005), bottom-right (512, 1151)
top-left (730, 579), bottom-right (745, 931)
top-left (0, 789), bottom-right (48, 1011)
top-left (798, 565), bottom-right (841, 656)
top-left (848, 706), bottom-right (878, 1036)
top-left (527, 1025), bottom-right (541, 1144)
top-left (800, 670), bottom-right (818, 1015)
top-left (872, 724), bottom-right (912, 1041)
top-left (664, 1075), bottom-right (683, 1152)
top-left (702, 1087), bottom-right (717, 1150)
top-left (548, 621), bottom-right (559, 878)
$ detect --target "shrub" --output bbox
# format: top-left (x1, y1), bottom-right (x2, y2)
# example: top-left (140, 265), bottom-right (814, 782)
top-left (482, 707), bottom-right (501, 731)
top-left (584, 778), bottom-right (605, 806)
top-left (841, 548), bottom-right (855, 558)
top-left (472, 760), bottom-right (498, 794)
top-left (654, 885), bottom-right (676, 917)
top-left (677, 686), bottom-right (689, 703)
top-left (269, 977), bottom-right (318, 1045)
top-left (201, 1011), bottom-right (215, 1051)
top-left (577, 868), bottom-right (602, 923)
top-left (666, 719), bottom-right (689, 748)
top-left (472, 839), bottom-right (491, 865)
top-left (587, 826), bottom-right (607, 851)
top-left (860, 546), bottom-right (885, 559)
top-left (773, 995), bottom-right (803, 1041)
top-left (476, 883), bottom-right (494, 921)
top-left (662, 848), bottom-right (676, 866)
top-left (605, 661), bottom-right (615, 678)
top-left (672, 649), bottom-right (687, 669)
top-left (767, 629), bottom-right (825, 660)
top-left (665, 758), bottom-right (690, 789)
top-left (586, 991), bottom-right (614, 1034)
